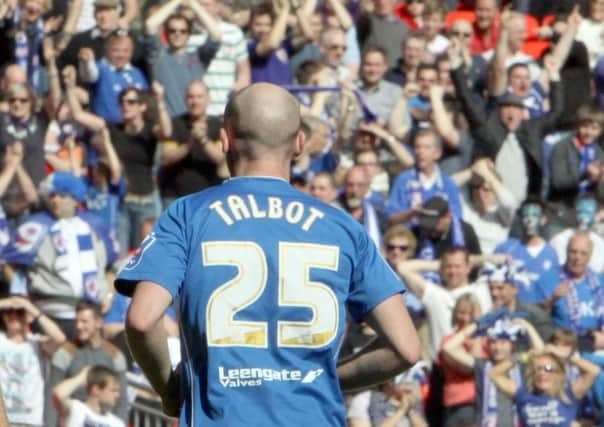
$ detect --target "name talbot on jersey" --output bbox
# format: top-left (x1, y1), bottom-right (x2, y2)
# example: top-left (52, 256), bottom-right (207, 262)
top-left (218, 366), bottom-right (324, 388)
top-left (209, 195), bottom-right (325, 231)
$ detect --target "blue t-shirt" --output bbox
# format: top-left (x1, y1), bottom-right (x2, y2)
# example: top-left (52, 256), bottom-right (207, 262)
top-left (495, 238), bottom-right (559, 304)
top-left (91, 59), bottom-right (149, 123)
top-left (536, 267), bottom-right (604, 332)
top-left (85, 176), bottom-right (126, 238)
top-left (248, 39), bottom-right (294, 85)
top-left (515, 385), bottom-right (578, 427)
top-left (386, 167), bottom-right (463, 222)
top-left (115, 176), bottom-right (405, 427)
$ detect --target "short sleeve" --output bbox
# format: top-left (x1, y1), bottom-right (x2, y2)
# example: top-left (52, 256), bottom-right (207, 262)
top-left (115, 200), bottom-right (189, 300)
top-left (347, 229), bottom-right (405, 321)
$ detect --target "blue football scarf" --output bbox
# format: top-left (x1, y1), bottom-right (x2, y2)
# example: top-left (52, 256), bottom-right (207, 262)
top-left (13, 8), bottom-right (44, 91)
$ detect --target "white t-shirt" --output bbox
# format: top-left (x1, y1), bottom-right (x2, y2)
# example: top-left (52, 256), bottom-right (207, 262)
top-left (65, 400), bottom-right (125, 427)
top-left (550, 229), bottom-right (604, 273)
top-left (0, 332), bottom-right (44, 426)
top-left (421, 282), bottom-right (492, 357)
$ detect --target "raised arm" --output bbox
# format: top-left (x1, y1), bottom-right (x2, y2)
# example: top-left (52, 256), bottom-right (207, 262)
top-left (43, 38), bottom-right (62, 118)
top-left (387, 94), bottom-right (411, 140)
top-left (52, 367), bottom-right (90, 416)
top-left (338, 294), bottom-right (421, 391)
top-left (145, 0), bottom-right (182, 35)
top-left (429, 84), bottom-right (460, 149)
top-left (254, 0), bottom-right (290, 57)
top-left (357, 122), bottom-right (414, 169)
top-left (13, 296), bottom-right (66, 353)
top-left (119, 0), bottom-right (139, 29)
top-left (441, 323), bottom-right (477, 373)
top-left (395, 259), bottom-right (441, 300)
top-left (324, 0), bottom-right (353, 30)
top-left (64, 66), bottom-right (106, 132)
top-left (77, 48), bottom-right (99, 84)
top-left (151, 82), bottom-right (172, 139)
top-left (570, 353), bottom-right (601, 400)
top-left (187, 0), bottom-right (222, 42)
top-left (488, 358), bottom-right (519, 398)
top-left (488, 10), bottom-right (514, 97)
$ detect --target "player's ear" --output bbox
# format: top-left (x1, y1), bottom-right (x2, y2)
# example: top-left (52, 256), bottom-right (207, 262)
top-left (220, 128), bottom-right (231, 153)
top-left (294, 129), bottom-right (306, 157)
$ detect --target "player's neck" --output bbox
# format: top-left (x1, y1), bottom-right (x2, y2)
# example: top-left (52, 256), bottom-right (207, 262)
top-left (231, 159), bottom-right (290, 181)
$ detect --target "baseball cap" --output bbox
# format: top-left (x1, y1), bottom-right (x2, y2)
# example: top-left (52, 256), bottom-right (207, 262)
top-left (44, 172), bottom-right (87, 203)
top-left (94, 0), bottom-right (118, 9)
top-left (417, 196), bottom-right (449, 230)
top-left (497, 93), bottom-right (525, 108)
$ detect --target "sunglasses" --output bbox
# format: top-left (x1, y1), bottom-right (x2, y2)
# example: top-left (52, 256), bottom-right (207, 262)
top-left (168, 28), bottom-right (188, 34)
top-left (121, 98), bottom-right (141, 105)
top-left (535, 363), bottom-right (559, 373)
top-left (386, 244), bottom-right (410, 252)
top-left (450, 31), bottom-right (472, 39)
top-left (8, 97), bottom-right (29, 104)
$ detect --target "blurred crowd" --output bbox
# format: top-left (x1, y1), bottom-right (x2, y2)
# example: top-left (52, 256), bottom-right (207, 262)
top-left (2, 0), bottom-right (604, 425)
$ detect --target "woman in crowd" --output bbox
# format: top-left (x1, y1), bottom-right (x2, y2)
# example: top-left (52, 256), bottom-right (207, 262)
top-left (490, 347), bottom-right (600, 426)
top-left (439, 294), bottom-right (484, 427)
top-left (442, 315), bottom-right (544, 427)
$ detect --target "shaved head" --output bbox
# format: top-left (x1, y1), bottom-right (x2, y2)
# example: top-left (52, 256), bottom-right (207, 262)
top-left (223, 83), bottom-right (301, 160)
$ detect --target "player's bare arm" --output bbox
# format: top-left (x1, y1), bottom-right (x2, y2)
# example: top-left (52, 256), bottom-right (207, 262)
top-left (337, 294), bottom-right (420, 391)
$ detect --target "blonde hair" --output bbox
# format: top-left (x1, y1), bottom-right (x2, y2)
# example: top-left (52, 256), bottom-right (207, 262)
top-left (525, 351), bottom-right (569, 403)
top-left (452, 293), bottom-right (481, 328)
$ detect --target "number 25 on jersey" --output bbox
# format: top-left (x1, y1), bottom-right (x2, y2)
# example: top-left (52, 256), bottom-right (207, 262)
top-left (203, 241), bottom-right (340, 349)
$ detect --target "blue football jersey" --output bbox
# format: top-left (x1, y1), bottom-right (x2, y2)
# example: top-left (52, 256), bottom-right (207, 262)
top-left (116, 177), bottom-right (405, 427)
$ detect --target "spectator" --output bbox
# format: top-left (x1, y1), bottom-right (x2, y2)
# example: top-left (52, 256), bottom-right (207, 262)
top-left (397, 246), bottom-right (493, 356)
top-left (309, 172), bottom-right (340, 207)
top-left (548, 104), bottom-right (604, 230)
top-left (575, 0), bottom-right (604, 69)
top-left (489, 348), bottom-right (600, 426)
top-left (78, 32), bottom-right (149, 123)
top-left (62, 0), bottom-right (137, 34)
top-left (495, 197), bottom-right (560, 303)
top-left (57, 0), bottom-right (146, 77)
top-left (0, 83), bottom-right (49, 194)
top-left (387, 129), bottom-right (463, 226)
top-left (354, 147), bottom-right (389, 196)
top-left (447, 19), bottom-right (488, 94)
top-left (0, 0), bottom-right (62, 92)
top-left (395, 0), bottom-right (424, 31)
top-left (357, 46), bottom-right (403, 124)
top-left (70, 81), bottom-right (171, 253)
top-left (450, 41), bottom-right (564, 205)
top-left (248, 1), bottom-right (313, 85)
top-left (189, 0), bottom-right (250, 116)
top-left (0, 65), bottom-right (27, 112)
top-left (539, 231), bottom-right (604, 350)
top-left (455, 158), bottom-right (517, 254)
top-left (385, 31), bottom-right (429, 89)
top-left (337, 165), bottom-right (384, 247)
top-left (407, 63), bottom-right (439, 128)
top-left (2, 172), bottom-right (118, 333)
top-left (438, 294), bottom-right (484, 427)
top-left (470, 0), bottom-right (499, 55)
top-left (159, 80), bottom-right (226, 207)
top-left (53, 365), bottom-right (125, 427)
top-left (368, 378), bottom-right (428, 427)
top-left (318, 27), bottom-right (351, 83)
top-left (63, 68), bottom-right (124, 240)
top-left (0, 295), bottom-right (66, 426)
top-left (292, 115), bottom-right (336, 183)
top-left (413, 196), bottom-right (482, 260)
top-left (144, 0), bottom-right (222, 117)
top-left (443, 316), bottom-right (544, 427)
top-left (45, 301), bottom-right (128, 427)
top-left (422, 0), bottom-right (448, 56)
top-left (357, 0), bottom-right (409, 68)
top-left (428, 84), bottom-right (475, 175)
top-left (550, 194), bottom-right (604, 273)
top-left (483, 262), bottom-right (555, 342)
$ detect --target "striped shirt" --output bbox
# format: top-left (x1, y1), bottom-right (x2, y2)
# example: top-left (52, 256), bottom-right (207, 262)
top-left (188, 21), bottom-right (248, 116)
